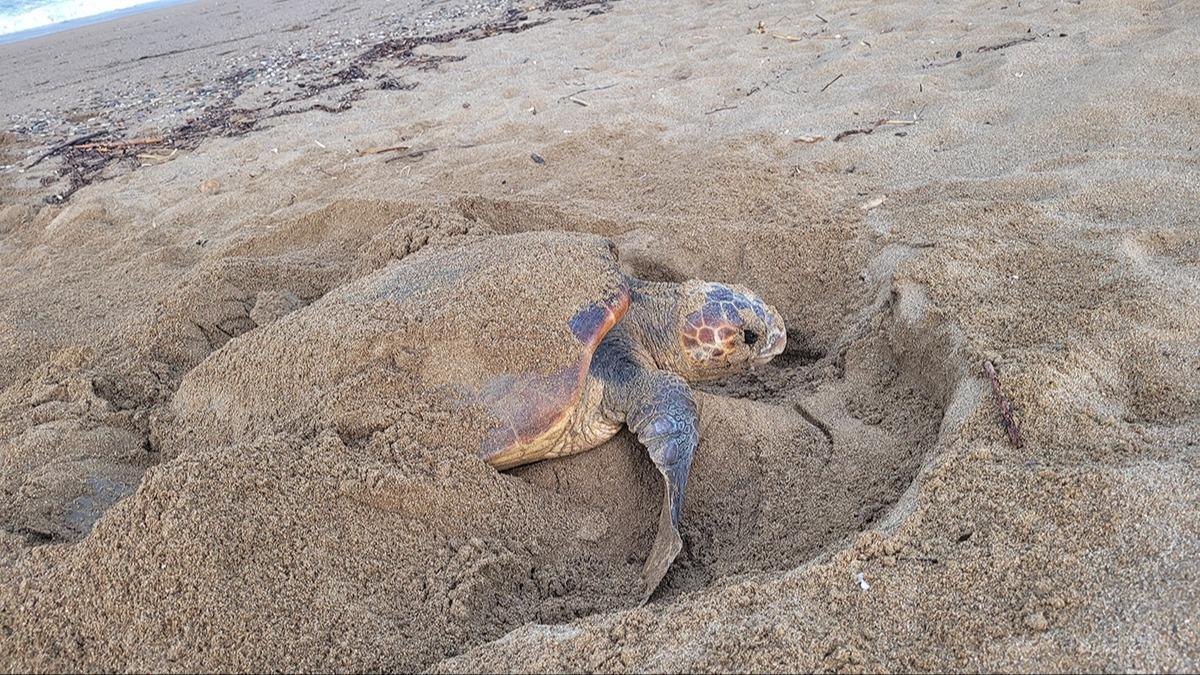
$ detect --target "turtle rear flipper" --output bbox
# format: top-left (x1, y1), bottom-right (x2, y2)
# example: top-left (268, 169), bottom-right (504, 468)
top-left (641, 464), bottom-right (686, 602)
top-left (623, 372), bottom-right (698, 601)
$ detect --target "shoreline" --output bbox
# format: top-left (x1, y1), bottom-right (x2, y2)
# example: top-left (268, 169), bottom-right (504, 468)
top-left (0, 0), bottom-right (197, 46)
top-left (0, 0), bottom-right (572, 205)
top-left (0, 0), bottom-right (529, 187)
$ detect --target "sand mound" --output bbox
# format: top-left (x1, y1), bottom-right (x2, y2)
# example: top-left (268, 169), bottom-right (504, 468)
top-left (131, 201), bottom-right (490, 375)
top-left (168, 231), bottom-right (627, 451)
top-left (0, 203), bottom-right (958, 670)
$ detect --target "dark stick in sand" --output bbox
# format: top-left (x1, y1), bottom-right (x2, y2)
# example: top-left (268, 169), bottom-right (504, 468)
top-left (978, 35), bottom-right (1036, 52)
top-left (383, 147), bottom-right (437, 162)
top-left (76, 137), bottom-right (164, 150)
top-left (834, 118), bottom-right (917, 141)
top-left (359, 144), bottom-right (412, 156)
top-left (983, 360), bottom-right (1024, 448)
top-left (25, 130), bottom-right (107, 169)
top-left (834, 118), bottom-right (886, 141)
top-left (819, 73), bottom-right (844, 92)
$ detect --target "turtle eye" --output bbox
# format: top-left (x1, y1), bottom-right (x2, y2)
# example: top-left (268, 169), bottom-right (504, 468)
top-left (743, 329), bottom-right (759, 345)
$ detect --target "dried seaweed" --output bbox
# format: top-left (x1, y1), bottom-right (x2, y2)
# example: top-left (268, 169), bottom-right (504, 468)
top-left (36, 6), bottom-right (606, 202)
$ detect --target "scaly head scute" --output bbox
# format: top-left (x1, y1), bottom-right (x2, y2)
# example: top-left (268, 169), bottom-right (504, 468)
top-left (677, 281), bottom-right (786, 379)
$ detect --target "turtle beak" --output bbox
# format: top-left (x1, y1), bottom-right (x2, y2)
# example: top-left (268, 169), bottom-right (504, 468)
top-left (754, 313), bottom-right (787, 365)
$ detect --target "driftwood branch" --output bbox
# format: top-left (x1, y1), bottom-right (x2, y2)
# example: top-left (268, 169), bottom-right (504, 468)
top-left (983, 360), bottom-right (1023, 448)
top-left (25, 130), bottom-right (107, 169)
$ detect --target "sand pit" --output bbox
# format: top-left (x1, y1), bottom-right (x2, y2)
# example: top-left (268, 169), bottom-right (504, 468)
top-left (1, 0), bottom-right (1198, 671)
top-left (0, 206), bottom-right (952, 671)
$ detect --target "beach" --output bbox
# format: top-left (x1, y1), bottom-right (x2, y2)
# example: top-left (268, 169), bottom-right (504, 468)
top-left (0, 0), bottom-right (1197, 671)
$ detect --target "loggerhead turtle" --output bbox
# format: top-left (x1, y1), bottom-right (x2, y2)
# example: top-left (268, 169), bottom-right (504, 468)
top-left (469, 239), bottom-right (787, 597)
top-left (171, 231), bottom-right (786, 597)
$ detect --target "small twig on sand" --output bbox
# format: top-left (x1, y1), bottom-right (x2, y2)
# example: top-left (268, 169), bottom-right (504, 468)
top-left (977, 34), bottom-right (1036, 52)
top-left (76, 136), bottom-right (164, 150)
top-left (25, 130), bottom-right (107, 169)
top-left (815, 13), bottom-right (828, 23)
top-left (819, 73), bottom-right (844, 92)
top-left (704, 105), bottom-right (739, 115)
top-left (772, 33), bottom-right (805, 41)
top-left (833, 118), bottom-right (916, 141)
top-left (383, 147), bottom-right (436, 163)
top-left (834, 118), bottom-right (886, 141)
top-left (983, 360), bottom-right (1024, 448)
top-left (568, 96), bottom-right (590, 106)
top-left (359, 144), bottom-right (411, 156)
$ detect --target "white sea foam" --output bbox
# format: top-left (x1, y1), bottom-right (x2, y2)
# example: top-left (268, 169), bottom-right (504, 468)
top-left (0, 0), bottom-right (164, 37)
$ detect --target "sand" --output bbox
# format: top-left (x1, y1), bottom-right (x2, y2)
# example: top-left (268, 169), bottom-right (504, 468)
top-left (1, 0), bottom-right (1198, 671)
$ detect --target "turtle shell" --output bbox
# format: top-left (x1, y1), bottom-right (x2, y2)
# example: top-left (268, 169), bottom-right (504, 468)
top-left (172, 231), bottom-right (630, 461)
top-left (348, 231), bottom-right (630, 466)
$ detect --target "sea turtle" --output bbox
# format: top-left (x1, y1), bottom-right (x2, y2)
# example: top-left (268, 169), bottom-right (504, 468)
top-left (462, 237), bottom-right (788, 596)
top-left (171, 229), bottom-right (786, 597)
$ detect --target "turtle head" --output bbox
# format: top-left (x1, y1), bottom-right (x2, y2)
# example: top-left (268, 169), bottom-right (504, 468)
top-left (672, 280), bottom-right (786, 381)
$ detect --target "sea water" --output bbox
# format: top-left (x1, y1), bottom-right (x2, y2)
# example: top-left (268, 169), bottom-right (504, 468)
top-left (0, 0), bottom-right (189, 42)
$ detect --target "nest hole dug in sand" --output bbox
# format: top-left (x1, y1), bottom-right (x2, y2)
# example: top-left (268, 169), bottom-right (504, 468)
top-left (419, 198), bottom-right (962, 600)
top-left (0, 206), bottom-right (967, 671)
top-left (518, 305), bottom-right (951, 602)
top-left (157, 204), bottom-right (961, 633)
top-left (496, 222), bottom-right (960, 600)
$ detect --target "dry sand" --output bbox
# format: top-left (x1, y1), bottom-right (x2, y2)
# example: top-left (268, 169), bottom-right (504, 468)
top-left (1, 0), bottom-right (1198, 671)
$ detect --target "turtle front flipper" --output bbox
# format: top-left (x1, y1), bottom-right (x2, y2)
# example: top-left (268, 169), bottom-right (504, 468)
top-left (624, 373), bottom-right (698, 602)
